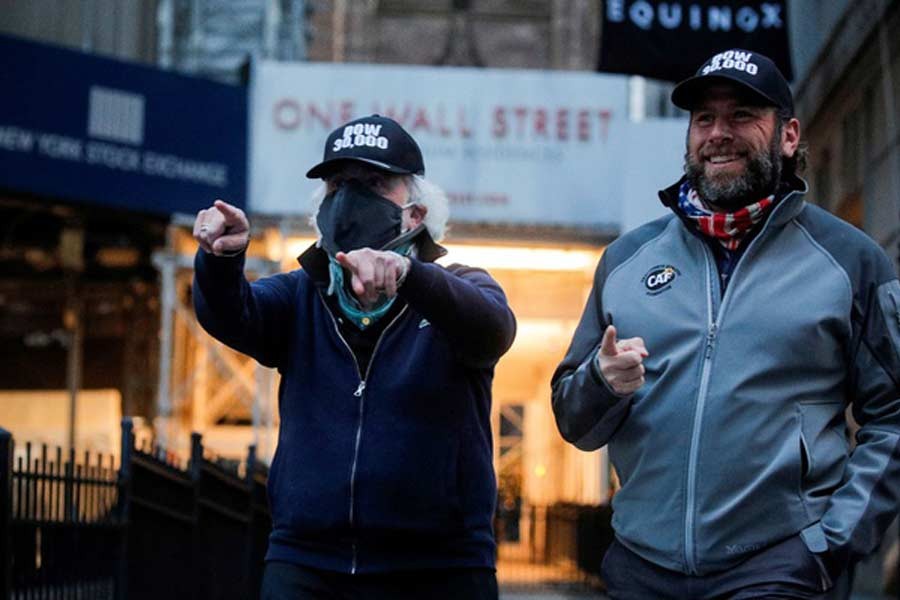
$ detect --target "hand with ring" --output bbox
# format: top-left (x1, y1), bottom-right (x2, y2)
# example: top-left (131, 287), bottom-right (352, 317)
top-left (193, 199), bottom-right (250, 256)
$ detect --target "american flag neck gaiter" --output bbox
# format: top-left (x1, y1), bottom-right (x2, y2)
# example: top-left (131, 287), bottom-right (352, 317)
top-left (677, 181), bottom-right (774, 251)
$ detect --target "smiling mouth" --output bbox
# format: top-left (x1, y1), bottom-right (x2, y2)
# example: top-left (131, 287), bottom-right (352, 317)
top-left (706, 154), bottom-right (744, 166)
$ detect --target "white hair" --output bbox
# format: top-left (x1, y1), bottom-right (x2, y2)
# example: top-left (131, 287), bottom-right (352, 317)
top-left (308, 174), bottom-right (450, 242)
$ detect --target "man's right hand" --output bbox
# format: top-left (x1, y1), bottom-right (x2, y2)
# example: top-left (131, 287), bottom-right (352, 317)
top-left (193, 199), bottom-right (250, 256)
top-left (597, 325), bottom-right (649, 396)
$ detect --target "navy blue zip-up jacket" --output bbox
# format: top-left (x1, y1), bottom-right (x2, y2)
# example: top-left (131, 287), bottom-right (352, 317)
top-left (193, 244), bottom-right (516, 574)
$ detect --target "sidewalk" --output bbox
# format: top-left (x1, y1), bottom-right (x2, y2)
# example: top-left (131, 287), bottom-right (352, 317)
top-left (501, 592), bottom-right (607, 600)
top-left (497, 554), bottom-right (607, 600)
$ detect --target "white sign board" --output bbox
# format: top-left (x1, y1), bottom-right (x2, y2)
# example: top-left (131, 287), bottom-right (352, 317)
top-left (250, 61), bottom-right (687, 231)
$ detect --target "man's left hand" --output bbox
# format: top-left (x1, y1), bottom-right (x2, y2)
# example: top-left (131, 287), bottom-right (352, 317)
top-left (336, 249), bottom-right (410, 308)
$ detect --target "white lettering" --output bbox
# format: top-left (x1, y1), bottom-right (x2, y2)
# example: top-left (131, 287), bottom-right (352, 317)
top-left (608, 3), bottom-right (783, 33)
top-left (143, 151), bottom-right (228, 187)
top-left (37, 134), bottom-right (82, 161)
top-left (689, 4), bottom-right (702, 30)
top-left (708, 6), bottom-right (732, 31)
top-left (362, 124), bottom-right (382, 136)
top-left (0, 126), bottom-right (34, 152)
top-left (607, 0), bottom-right (625, 22)
top-left (761, 3), bottom-right (783, 27)
top-left (333, 133), bottom-right (389, 152)
top-left (647, 270), bottom-right (675, 288)
top-left (734, 51), bottom-right (753, 62)
top-left (747, 63), bottom-right (758, 75)
top-left (629, 0), bottom-right (654, 30)
top-left (658, 3), bottom-right (682, 29)
top-left (736, 7), bottom-right (759, 32)
top-left (86, 141), bottom-right (140, 171)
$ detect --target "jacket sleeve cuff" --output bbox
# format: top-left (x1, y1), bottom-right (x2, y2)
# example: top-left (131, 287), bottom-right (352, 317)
top-left (589, 351), bottom-right (633, 399)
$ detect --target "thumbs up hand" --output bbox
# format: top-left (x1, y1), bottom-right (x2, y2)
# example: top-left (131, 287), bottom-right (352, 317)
top-left (597, 325), bottom-right (649, 396)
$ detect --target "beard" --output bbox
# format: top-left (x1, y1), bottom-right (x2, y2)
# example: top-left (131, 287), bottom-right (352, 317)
top-left (684, 126), bottom-right (783, 211)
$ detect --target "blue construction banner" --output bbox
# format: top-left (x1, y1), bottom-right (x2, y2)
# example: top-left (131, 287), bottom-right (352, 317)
top-left (0, 34), bottom-right (247, 214)
top-left (598, 1), bottom-right (793, 82)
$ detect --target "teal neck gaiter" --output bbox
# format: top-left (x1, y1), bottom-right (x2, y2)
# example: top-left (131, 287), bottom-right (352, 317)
top-left (326, 242), bottom-right (414, 330)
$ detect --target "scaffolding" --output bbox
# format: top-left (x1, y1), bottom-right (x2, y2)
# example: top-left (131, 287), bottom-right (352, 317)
top-left (152, 222), bottom-right (281, 463)
top-left (156, 0), bottom-right (310, 81)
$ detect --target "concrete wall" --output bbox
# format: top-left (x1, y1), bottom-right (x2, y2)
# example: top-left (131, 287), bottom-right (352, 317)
top-left (0, 0), bottom-right (158, 64)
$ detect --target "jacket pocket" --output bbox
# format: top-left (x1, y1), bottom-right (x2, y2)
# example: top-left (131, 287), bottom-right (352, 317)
top-left (798, 401), bottom-right (848, 504)
top-left (356, 425), bottom-right (461, 535)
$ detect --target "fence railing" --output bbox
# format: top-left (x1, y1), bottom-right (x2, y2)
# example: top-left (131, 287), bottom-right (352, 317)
top-left (0, 418), bottom-right (270, 600)
top-left (495, 502), bottom-right (614, 593)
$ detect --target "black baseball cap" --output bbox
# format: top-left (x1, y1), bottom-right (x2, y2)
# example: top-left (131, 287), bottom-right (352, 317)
top-left (671, 49), bottom-right (794, 116)
top-left (306, 114), bottom-right (425, 179)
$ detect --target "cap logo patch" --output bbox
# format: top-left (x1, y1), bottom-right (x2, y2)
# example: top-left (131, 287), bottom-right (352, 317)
top-left (643, 264), bottom-right (680, 295)
top-left (332, 123), bottom-right (389, 152)
top-left (701, 50), bottom-right (758, 76)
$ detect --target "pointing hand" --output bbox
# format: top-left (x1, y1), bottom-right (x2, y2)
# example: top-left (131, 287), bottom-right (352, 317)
top-left (335, 249), bottom-right (411, 309)
top-left (597, 325), bottom-right (649, 396)
top-left (193, 199), bottom-right (250, 256)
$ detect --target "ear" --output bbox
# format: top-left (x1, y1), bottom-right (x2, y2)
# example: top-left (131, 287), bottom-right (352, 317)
top-left (408, 203), bottom-right (428, 229)
top-left (781, 117), bottom-right (800, 158)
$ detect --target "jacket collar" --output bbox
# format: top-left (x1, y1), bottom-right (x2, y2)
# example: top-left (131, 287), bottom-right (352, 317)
top-left (298, 229), bottom-right (449, 286)
top-left (658, 173), bottom-right (809, 230)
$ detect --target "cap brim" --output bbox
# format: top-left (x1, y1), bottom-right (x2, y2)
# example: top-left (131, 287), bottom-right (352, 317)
top-left (671, 74), bottom-right (781, 111)
top-left (305, 157), bottom-right (415, 179)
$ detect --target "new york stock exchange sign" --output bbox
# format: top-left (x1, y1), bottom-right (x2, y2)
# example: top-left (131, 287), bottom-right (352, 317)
top-left (597, 1), bottom-right (792, 83)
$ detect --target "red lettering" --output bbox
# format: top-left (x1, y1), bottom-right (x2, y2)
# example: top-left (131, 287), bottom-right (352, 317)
top-left (339, 102), bottom-right (354, 124)
top-left (412, 107), bottom-right (431, 132)
top-left (379, 105), bottom-right (411, 127)
top-left (493, 107), bottom-right (507, 138)
top-left (534, 108), bottom-right (548, 138)
top-left (577, 109), bottom-right (590, 141)
top-left (556, 109), bottom-right (569, 141)
top-left (597, 110), bottom-right (612, 141)
top-left (436, 105), bottom-right (452, 138)
top-left (273, 99), bottom-right (301, 130)
top-left (459, 108), bottom-right (473, 138)
top-left (513, 107), bottom-right (528, 138)
top-left (308, 104), bottom-right (333, 129)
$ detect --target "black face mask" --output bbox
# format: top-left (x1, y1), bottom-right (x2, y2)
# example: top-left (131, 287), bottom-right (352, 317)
top-left (316, 181), bottom-right (405, 256)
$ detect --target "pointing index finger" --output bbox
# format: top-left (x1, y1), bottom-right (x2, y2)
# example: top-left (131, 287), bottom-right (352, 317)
top-left (599, 325), bottom-right (618, 357)
top-left (213, 199), bottom-right (244, 224)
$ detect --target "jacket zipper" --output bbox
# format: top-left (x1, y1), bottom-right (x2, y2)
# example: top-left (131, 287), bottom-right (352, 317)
top-left (684, 249), bottom-right (719, 574)
top-left (682, 190), bottom-right (802, 573)
top-left (318, 291), bottom-right (408, 574)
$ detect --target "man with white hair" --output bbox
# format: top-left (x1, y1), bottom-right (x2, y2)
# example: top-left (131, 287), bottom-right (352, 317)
top-left (192, 115), bottom-right (515, 599)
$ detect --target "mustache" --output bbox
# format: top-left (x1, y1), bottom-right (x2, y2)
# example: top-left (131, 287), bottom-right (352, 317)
top-left (698, 142), bottom-right (749, 159)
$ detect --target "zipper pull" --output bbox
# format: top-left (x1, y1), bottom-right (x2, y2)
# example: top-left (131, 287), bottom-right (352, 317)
top-left (353, 381), bottom-right (366, 397)
top-left (705, 324), bottom-right (718, 358)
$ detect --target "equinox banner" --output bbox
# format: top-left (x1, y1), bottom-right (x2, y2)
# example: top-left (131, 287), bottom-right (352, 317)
top-left (249, 61), bottom-right (687, 231)
top-left (597, 1), bottom-right (792, 82)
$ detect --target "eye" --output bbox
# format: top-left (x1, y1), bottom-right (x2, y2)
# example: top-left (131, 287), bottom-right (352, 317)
top-left (693, 112), bottom-right (714, 126)
top-left (733, 109), bottom-right (754, 121)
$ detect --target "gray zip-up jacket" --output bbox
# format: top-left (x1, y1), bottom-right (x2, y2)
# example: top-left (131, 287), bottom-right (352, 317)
top-left (552, 177), bottom-right (900, 576)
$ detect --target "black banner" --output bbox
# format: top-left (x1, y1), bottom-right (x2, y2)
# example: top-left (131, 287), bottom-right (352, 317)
top-left (598, 1), bottom-right (792, 82)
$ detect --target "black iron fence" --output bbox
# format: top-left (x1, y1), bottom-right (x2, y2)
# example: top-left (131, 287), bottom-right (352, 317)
top-left (0, 418), bottom-right (270, 600)
top-left (495, 502), bottom-right (614, 594)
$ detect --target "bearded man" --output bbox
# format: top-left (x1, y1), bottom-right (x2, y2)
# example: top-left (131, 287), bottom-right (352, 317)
top-left (552, 50), bottom-right (900, 599)
top-left (192, 115), bottom-right (515, 599)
